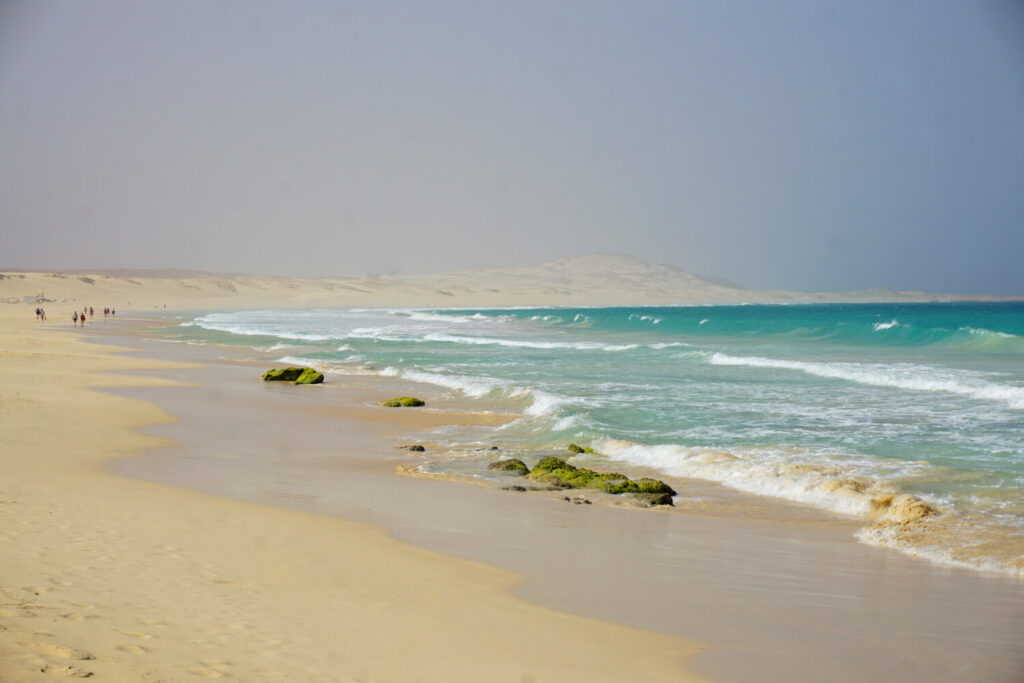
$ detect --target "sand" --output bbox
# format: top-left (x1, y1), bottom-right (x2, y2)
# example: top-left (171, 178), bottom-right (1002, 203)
top-left (0, 304), bottom-right (706, 681)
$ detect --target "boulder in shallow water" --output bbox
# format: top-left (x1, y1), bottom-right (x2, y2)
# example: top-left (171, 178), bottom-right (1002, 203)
top-left (631, 492), bottom-right (675, 507)
top-left (294, 367), bottom-right (325, 384)
top-left (380, 397), bottom-right (425, 407)
top-left (488, 458), bottom-right (529, 475)
top-left (634, 478), bottom-right (677, 496)
top-left (262, 367), bottom-right (324, 384)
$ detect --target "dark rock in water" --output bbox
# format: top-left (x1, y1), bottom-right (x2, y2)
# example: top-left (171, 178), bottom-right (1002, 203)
top-left (380, 397), bottom-right (425, 407)
top-left (408, 445), bottom-right (426, 452)
top-left (488, 458), bottom-right (529, 476)
top-left (489, 446), bottom-right (500, 451)
top-left (568, 443), bottom-right (584, 454)
top-left (632, 492), bottom-right (675, 507)
top-left (262, 367), bottom-right (324, 384)
top-left (502, 485), bottom-right (527, 492)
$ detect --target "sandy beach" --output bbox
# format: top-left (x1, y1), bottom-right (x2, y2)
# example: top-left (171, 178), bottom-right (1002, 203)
top-left (2, 269), bottom-right (1023, 682)
top-left (0, 288), bottom-right (710, 680)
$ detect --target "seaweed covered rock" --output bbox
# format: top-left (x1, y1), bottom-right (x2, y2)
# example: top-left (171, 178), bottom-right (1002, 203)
top-left (262, 367), bottom-right (324, 384)
top-left (632, 492), bottom-right (675, 507)
top-left (526, 456), bottom-right (675, 504)
top-left (488, 458), bottom-right (529, 476)
top-left (634, 478), bottom-right (677, 496)
top-left (568, 443), bottom-right (595, 454)
top-left (380, 397), bottom-right (425, 407)
top-left (532, 456), bottom-right (572, 472)
top-left (294, 367), bottom-right (325, 384)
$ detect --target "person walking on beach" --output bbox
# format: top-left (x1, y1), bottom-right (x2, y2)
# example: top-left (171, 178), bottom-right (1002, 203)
top-left (41, 308), bottom-right (46, 321)
top-left (89, 306), bottom-right (94, 318)
top-left (35, 307), bottom-right (41, 321)
top-left (73, 311), bottom-right (78, 326)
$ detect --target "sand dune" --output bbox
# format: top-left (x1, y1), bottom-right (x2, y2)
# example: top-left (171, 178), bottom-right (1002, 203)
top-left (2, 254), bottom-right (1011, 316)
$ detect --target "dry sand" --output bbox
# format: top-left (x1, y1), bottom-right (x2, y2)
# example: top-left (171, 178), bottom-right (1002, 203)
top-left (0, 304), bottom-right (706, 680)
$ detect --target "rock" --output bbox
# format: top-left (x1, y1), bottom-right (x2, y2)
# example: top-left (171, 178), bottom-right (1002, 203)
top-left (503, 485), bottom-right (527, 492)
top-left (293, 367), bottom-right (325, 384)
top-left (488, 458), bottom-right (529, 475)
top-left (532, 456), bottom-right (572, 472)
top-left (262, 367), bottom-right (324, 384)
top-left (598, 478), bottom-right (641, 495)
top-left (568, 443), bottom-right (595, 454)
top-left (489, 446), bottom-right (500, 451)
top-left (526, 455), bottom-right (676, 502)
top-left (408, 445), bottom-right (426, 452)
top-left (634, 478), bottom-right (677, 496)
top-left (380, 397), bottom-right (425, 407)
top-left (632, 492), bottom-right (675, 507)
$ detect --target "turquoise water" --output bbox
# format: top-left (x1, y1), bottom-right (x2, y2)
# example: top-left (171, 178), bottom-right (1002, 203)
top-left (165, 302), bottom-right (1024, 575)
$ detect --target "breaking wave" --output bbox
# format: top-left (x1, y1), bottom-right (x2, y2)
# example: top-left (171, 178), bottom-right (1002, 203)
top-left (709, 352), bottom-right (1024, 409)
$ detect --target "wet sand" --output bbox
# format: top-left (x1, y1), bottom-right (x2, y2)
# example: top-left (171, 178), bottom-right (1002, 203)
top-left (105, 324), bottom-right (1024, 682)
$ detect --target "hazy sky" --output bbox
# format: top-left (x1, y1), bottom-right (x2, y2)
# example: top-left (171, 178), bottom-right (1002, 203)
top-left (1, 1), bottom-right (1022, 293)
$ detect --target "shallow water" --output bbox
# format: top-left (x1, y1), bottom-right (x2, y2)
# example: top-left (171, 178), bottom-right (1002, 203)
top-left (162, 302), bottom-right (1024, 575)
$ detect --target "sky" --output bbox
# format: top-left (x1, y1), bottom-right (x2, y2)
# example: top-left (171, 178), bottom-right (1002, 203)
top-left (1, 1), bottom-right (1022, 294)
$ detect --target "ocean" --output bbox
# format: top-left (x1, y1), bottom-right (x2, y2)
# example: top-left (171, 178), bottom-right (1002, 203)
top-left (164, 302), bottom-right (1024, 576)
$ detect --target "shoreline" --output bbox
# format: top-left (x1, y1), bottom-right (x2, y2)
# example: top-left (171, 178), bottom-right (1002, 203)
top-left (0, 309), bottom-right (708, 681)
top-left (100, 317), bottom-right (1024, 681)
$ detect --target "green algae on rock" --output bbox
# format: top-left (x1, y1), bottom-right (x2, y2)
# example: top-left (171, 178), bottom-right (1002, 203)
top-left (487, 458), bottom-right (529, 475)
top-left (380, 397), bottom-right (425, 407)
top-left (567, 443), bottom-right (595, 454)
top-left (262, 367), bottom-right (324, 384)
top-left (526, 456), bottom-right (675, 505)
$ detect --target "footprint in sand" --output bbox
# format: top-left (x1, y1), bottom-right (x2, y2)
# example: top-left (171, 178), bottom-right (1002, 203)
top-left (61, 613), bottom-right (99, 622)
top-left (21, 642), bottom-right (95, 660)
top-left (115, 628), bottom-right (153, 639)
top-left (116, 643), bottom-right (148, 655)
top-left (40, 663), bottom-right (93, 677)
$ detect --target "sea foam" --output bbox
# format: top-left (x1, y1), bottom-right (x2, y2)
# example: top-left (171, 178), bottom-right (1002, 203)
top-left (709, 352), bottom-right (1024, 409)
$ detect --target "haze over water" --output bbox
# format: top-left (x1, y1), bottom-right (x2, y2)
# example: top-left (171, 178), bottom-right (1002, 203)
top-left (168, 301), bottom-right (1024, 576)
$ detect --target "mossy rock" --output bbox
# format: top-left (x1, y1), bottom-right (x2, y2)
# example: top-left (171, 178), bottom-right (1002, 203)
top-left (263, 367), bottom-right (304, 382)
top-left (598, 478), bottom-right (641, 495)
top-left (488, 458), bottom-right (529, 476)
top-left (263, 367), bottom-right (324, 384)
top-left (293, 368), bottom-right (324, 384)
top-left (380, 397), bottom-right (425, 407)
top-left (632, 492), bottom-right (675, 507)
top-left (524, 455), bottom-right (676, 502)
top-left (532, 456), bottom-right (573, 473)
top-left (634, 478), bottom-right (677, 496)
top-left (567, 443), bottom-right (596, 454)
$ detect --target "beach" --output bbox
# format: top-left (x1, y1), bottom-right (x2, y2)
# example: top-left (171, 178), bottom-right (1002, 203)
top-left (0, 294), bottom-right (706, 681)
top-left (2, 268), bottom-right (1023, 681)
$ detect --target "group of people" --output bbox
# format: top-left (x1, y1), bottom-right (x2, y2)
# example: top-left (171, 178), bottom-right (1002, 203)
top-left (34, 306), bottom-right (47, 321)
top-left (69, 306), bottom-right (115, 327)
